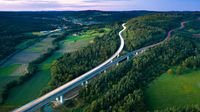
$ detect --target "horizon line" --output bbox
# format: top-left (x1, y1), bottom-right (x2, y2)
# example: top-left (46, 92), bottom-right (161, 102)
top-left (0, 9), bottom-right (200, 12)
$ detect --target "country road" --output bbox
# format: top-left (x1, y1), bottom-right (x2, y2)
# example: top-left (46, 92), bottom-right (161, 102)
top-left (167, 21), bottom-right (187, 40)
top-left (13, 21), bottom-right (188, 112)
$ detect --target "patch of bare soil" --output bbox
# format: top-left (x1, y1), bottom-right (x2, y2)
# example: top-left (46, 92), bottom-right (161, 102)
top-left (193, 34), bottom-right (200, 38)
top-left (10, 64), bottom-right (28, 76)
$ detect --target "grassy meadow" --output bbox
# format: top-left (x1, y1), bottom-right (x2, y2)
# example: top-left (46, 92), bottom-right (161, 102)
top-left (144, 69), bottom-right (200, 110)
top-left (0, 64), bottom-right (21, 77)
top-left (3, 27), bottom-right (111, 106)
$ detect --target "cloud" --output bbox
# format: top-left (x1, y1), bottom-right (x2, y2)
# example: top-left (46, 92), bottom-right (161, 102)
top-left (0, 0), bottom-right (109, 11)
top-left (0, 0), bottom-right (81, 4)
top-left (83, 0), bottom-right (133, 3)
top-left (1, 0), bottom-right (199, 11)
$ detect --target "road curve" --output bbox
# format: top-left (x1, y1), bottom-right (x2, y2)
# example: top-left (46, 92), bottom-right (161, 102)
top-left (13, 24), bottom-right (126, 112)
top-left (13, 21), bottom-right (187, 112)
top-left (167, 21), bottom-right (188, 40)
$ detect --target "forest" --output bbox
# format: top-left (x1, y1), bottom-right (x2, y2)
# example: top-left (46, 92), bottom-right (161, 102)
top-left (1, 11), bottom-right (200, 111)
top-left (50, 12), bottom-right (200, 111)
top-left (43, 23), bottom-right (121, 94)
top-left (0, 12), bottom-right (68, 60)
top-left (123, 12), bottom-right (199, 51)
top-left (0, 11), bottom-right (150, 60)
top-left (0, 11), bottom-right (155, 112)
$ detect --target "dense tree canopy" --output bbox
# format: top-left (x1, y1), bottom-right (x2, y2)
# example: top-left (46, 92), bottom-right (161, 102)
top-left (42, 24), bottom-right (121, 94)
top-left (1, 11), bottom-right (146, 60)
top-left (52, 12), bottom-right (200, 112)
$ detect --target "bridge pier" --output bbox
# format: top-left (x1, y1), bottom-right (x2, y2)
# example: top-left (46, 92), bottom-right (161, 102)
top-left (135, 52), bottom-right (139, 56)
top-left (142, 49), bottom-right (145, 53)
top-left (81, 81), bottom-right (89, 87)
top-left (55, 95), bottom-right (64, 104)
top-left (116, 63), bottom-right (119, 66)
top-left (127, 56), bottom-right (130, 60)
top-left (81, 82), bottom-right (84, 86)
top-left (104, 70), bottom-right (107, 73)
top-left (56, 97), bottom-right (59, 102)
top-left (60, 95), bottom-right (64, 104)
top-left (85, 81), bottom-right (88, 85)
top-left (117, 54), bottom-right (120, 58)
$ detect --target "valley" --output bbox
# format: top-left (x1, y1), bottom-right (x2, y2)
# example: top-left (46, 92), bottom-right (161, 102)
top-left (0, 11), bottom-right (200, 112)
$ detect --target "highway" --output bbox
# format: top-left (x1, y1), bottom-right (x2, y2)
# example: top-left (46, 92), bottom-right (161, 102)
top-left (13, 21), bottom-right (186, 112)
top-left (13, 23), bottom-right (126, 112)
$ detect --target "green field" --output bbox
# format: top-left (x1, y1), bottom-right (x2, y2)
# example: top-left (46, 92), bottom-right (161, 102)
top-left (25, 31), bottom-right (47, 36)
top-left (0, 35), bottom-right (57, 106)
top-left (0, 36), bottom-right (56, 104)
top-left (60, 28), bottom-right (110, 53)
top-left (0, 64), bottom-right (21, 77)
top-left (15, 39), bottom-right (37, 50)
top-left (4, 52), bottom-right (63, 106)
top-left (1, 37), bottom-right (56, 106)
top-left (27, 38), bottom-right (54, 52)
top-left (66, 28), bottom-right (110, 42)
top-left (144, 69), bottom-right (200, 110)
top-left (32, 32), bottom-right (46, 36)
top-left (0, 64), bottom-right (21, 104)
top-left (0, 64), bottom-right (21, 98)
top-left (3, 28), bottom-right (111, 106)
top-left (4, 70), bottom-right (51, 105)
top-left (0, 76), bottom-right (19, 97)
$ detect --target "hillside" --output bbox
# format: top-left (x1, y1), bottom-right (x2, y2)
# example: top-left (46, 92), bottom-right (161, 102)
top-left (0, 11), bottom-right (150, 61)
top-left (0, 11), bottom-right (152, 111)
top-left (53, 12), bottom-right (200, 112)
top-left (1, 11), bottom-right (200, 112)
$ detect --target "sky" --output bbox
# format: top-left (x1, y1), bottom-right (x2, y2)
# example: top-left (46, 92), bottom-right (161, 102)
top-left (0, 0), bottom-right (200, 11)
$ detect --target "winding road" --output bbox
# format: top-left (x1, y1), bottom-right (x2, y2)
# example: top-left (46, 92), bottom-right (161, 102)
top-left (167, 21), bottom-right (187, 40)
top-left (13, 24), bottom-right (126, 112)
top-left (13, 21), bottom-right (187, 112)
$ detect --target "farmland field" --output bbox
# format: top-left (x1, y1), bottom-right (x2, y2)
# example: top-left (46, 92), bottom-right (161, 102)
top-left (2, 37), bottom-right (55, 66)
top-left (0, 32), bottom-right (58, 106)
top-left (144, 69), bottom-right (200, 110)
top-left (1, 10), bottom-right (200, 112)
top-left (4, 70), bottom-right (51, 105)
top-left (3, 28), bottom-right (110, 106)
top-left (0, 64), bottom-right (21, 77)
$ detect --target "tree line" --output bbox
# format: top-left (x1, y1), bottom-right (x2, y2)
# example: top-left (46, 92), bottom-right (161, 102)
top-left (55, 12), bottom-right (200, 112)
top-left (75, 36), bottom-right (196, 112)
top-left (0, 12), bottom-right (75, 60)
top-left (41, 24), bottom-right (121, 95)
